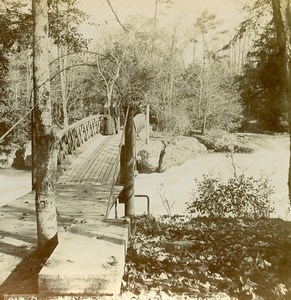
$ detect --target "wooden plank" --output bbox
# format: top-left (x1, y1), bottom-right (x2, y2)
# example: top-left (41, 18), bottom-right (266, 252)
top-left (60, 135), bottom-right (117, 185)
top-left (57, 134), bottom-right (111, 185)
top-left (67, 134), bottom-right (120, 185)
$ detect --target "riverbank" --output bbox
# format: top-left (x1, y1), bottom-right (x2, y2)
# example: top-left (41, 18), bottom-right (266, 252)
top-left (1, 134), bottom-right (290, 220)
top-left (128, 133), bottom-right (291, 220)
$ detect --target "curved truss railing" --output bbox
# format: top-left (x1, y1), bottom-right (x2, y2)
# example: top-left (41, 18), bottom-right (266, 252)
top-left (56, 114), bottom-right (101, 165)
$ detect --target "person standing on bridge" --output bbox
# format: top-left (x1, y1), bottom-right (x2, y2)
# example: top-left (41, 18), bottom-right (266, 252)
top-left (110, 100), bottom-right (120, 134)
top-left (101, 103), bottom-right (114, 135)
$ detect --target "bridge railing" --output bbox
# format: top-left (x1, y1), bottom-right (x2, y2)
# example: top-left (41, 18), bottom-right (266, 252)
top-left (56, 114), bottom-right (100, 165)
top-left (105, 108), bottom-right (147, 219)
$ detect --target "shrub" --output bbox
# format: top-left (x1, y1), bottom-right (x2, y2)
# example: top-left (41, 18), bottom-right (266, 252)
top-left (186, 174), bottom-right (274, 218)
top-left (197, 129), bottom-right (253, 153)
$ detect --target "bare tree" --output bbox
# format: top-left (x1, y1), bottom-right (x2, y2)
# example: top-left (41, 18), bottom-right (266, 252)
top-left (33, 0), bottom-right (58, 247)
top-left (96, 54), bottom-right (122, 107)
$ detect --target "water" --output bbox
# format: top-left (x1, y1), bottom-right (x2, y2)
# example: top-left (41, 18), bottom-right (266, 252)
top-left (2, 135), bottom-right (291, 220)
top-left (131, 135), bottom-right (291, 221)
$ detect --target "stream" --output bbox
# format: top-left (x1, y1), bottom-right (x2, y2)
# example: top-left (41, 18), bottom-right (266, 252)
top-left (1, 134), bottom-right (290, 221)
top-left (133, 134), bottom-right (291, 220)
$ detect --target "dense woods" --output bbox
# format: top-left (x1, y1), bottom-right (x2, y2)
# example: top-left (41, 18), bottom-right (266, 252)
top-left (1, 0), bottom-right (288, 155)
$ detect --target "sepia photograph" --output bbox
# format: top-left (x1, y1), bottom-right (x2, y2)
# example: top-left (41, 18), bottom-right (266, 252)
top-left (0, 0), bottom-right (290, 299)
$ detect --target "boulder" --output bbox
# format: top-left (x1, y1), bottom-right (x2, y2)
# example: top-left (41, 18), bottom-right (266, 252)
top-left (157, 137), bottom-right (207, 172)
top-left (136, 136), bottom-right (207, 173)
top-left (0, 150), bottom-right (16, 169)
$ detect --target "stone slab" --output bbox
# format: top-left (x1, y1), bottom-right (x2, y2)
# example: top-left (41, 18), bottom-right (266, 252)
top-left (38, 232), bottom-right (125, 295)
top-left (69, 219), bottom-right (130, 251)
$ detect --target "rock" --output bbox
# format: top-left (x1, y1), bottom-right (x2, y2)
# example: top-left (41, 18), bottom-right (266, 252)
top-left (136, 139), bottom-right (164, 174)
top-left (0, 150), bottom-right (16, 169)
top-left (158, 137), bottom-right (207, 172)
top-left (136, 136), bottom-right (207, 173)
top-left (136, 149), bottom-right (156, 173)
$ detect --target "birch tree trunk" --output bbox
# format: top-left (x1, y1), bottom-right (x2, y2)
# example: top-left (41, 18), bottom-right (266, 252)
top-left (271, 0), bottom-right (291, 202)
top-left (33, 0), bottom-right (58, 247)
top-left (58, 46), bottom-right (68, 127)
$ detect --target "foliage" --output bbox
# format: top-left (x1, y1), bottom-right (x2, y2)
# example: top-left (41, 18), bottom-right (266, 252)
top-left (181, 61), bottom-right (243, 133)
top-left (124, 215), bottom-right (291, 299)
top-left (48, 0), bottom-right (89, 52)
top-left (196, 129), bottom-right (253, 153)
top-left (229, 0), bottom-right (287, 132)
top-left (0, 0), bottom-right (89, 150)
top-left (186, 174), bottom-right (274, 219)
top-left (0, 100), bottom-right (30, 153)
top-left (224, 0), bottom-right (271, 47)
top-left (0, 1), bottom-right (32, 151)
top-left (236, 22), bottom-right (287, 132)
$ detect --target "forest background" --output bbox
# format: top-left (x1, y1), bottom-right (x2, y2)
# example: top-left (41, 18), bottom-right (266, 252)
top-left (0, 0), bottom-right (287, 156)
top-left (1, 1), bottom-right (291, 298)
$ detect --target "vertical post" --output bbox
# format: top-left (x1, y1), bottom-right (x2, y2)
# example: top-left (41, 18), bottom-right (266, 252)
top-left (145, 104), bottom-right (150, 144)
top-left (122, 106), bottom-right (135, 216)
top-left (31, 108), bottom-right (36, 190)
top-left (33, 0), bottom-right (58, 247)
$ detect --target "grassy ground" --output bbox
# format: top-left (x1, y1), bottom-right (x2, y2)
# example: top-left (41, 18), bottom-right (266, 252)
top-left (123, 215), bottom-right (291, 300)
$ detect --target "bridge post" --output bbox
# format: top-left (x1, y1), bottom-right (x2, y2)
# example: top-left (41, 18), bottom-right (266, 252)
top-left (120, 105), bottom-right (135, 216)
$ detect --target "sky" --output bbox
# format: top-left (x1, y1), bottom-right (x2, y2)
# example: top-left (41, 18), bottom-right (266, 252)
top-left (77, 0), bottom-right (247, 41)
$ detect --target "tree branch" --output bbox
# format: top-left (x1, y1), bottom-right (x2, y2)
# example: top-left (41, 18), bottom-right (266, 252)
top-left (50, 63), bottom-right (97, 82)
top-left (105, 0), bottom-right (128, 33)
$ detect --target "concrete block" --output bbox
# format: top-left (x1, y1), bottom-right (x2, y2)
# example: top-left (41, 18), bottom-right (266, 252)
top-left (69, 219), bottom-right (130, 251)
top-left (38, 233), bottom-right (125, 295)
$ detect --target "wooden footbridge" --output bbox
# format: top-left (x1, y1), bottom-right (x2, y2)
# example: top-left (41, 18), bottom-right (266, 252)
top-left (0, 107), bottom-right (148, 298)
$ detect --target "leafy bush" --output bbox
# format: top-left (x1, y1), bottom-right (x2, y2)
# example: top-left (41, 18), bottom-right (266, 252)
top-left (197, 129), bottom-right (253, 153)
top-left (186, 174), bottom-right (274, 218)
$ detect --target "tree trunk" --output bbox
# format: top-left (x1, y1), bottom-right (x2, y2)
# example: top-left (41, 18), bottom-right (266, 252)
top-left (199, 33), bottom-right (205, 134)
top-left (151, 0), bottom-right (158, 55)
top-left (33, 0), bottom-right (58, 247)
top-left (271, 0), bottom-right (291, 202)
top-left (59, 46), bottom-right (68, 127)
top-left (55, 0), bottom-right (69, 128)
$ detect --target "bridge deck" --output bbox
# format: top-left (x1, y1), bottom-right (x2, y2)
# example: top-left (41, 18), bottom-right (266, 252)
top-left (0, 132), bottom-right (127, 296)
top-left (57, 133), bottom-right (121, 185)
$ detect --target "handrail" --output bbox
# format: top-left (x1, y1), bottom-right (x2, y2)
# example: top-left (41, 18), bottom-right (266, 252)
top-left (56, 114), bottom-right (100, 138)
top-left (104, 106), bottom-right (130, 220)
top-left (57, 114), bottom-right (100, 165)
